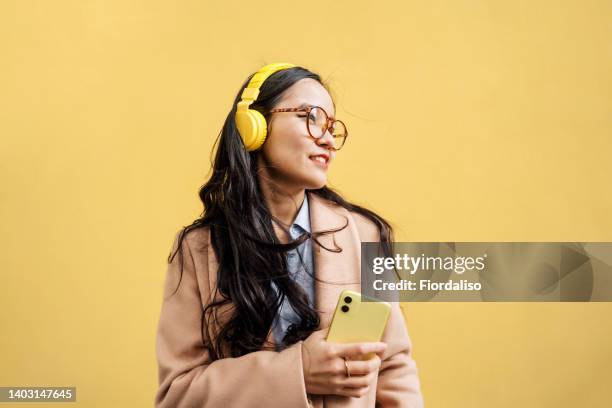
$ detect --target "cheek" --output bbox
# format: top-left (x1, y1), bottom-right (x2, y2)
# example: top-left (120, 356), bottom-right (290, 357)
top-left (265, 129), bottom-right (310, 166)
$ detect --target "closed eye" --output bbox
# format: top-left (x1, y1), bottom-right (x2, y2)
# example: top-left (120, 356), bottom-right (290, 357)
top-left (297, 114), bottom-right (315, 122)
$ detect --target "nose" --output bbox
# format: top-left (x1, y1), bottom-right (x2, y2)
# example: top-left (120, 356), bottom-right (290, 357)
top-left (315, 126), bottom-right (336, 151)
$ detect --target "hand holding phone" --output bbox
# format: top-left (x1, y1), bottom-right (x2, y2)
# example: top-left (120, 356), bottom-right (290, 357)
top-left (326, 289), bottom-right (391, 360)
top-left (301, 327), bottom-right (387, 398)
top-left (300, 290), bottom-right (391, 397)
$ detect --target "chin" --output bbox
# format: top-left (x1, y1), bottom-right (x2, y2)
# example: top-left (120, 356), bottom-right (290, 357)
top-left (304, 178), bottom-right (327, 190)
top-left (290, 170), bottom-right (327, 190)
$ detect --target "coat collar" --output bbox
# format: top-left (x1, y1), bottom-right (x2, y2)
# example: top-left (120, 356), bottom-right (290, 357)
top-left (307, 191), bottom-right (362, 328)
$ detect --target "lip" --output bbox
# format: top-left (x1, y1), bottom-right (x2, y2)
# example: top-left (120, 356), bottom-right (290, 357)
top-left (309, 153), bottom-right (330, 168)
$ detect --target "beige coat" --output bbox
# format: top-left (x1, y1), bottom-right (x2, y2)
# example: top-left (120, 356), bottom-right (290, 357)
top-left (155, 192), bottom-right (424, 407)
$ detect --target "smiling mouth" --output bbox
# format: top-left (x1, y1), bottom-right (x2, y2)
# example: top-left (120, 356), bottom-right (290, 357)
top-left (309, 155), bottom-right (329, 165)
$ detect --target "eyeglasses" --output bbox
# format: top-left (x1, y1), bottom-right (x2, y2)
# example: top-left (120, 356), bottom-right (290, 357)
top-left (269, 105), bottom-right (348, 151)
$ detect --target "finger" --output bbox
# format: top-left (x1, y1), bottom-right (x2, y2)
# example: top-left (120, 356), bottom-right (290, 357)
top-left (335, 342), bottom-right (387, 359)
top-left (341, 374), bottom-right (372, 389)
top-left (343, 357), bottom-right (381, 376)
top-left (336, 386), bottom-right (370, 398)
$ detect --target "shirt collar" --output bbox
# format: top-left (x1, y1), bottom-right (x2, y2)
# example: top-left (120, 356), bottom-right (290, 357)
top-left (291, 194), bottom-right (311, 237)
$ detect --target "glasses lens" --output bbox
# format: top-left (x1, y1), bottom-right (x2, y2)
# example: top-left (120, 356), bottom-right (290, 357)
top-left (331, 120), bottom-right (347, 150)
top-left (306, 107), bottom-right (328, 139)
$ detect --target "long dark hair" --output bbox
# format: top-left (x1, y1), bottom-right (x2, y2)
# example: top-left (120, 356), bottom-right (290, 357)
top-left (167, 65), bottom-right (394, 360)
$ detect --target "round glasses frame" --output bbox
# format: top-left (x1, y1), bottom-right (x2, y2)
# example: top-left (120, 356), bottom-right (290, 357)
top-left (269, 105), bottom-right (348, 151)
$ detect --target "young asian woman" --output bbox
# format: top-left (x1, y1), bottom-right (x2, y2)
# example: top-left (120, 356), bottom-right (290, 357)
top-left (154, 63), bottom-right (424, 408)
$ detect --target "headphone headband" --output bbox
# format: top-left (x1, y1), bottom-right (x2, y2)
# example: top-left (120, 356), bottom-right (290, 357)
top-left (235, 62), bottom-right (297, 151)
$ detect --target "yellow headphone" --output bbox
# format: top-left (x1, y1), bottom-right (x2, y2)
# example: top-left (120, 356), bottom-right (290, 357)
top-left (235, 62), bottom-right (296, 151)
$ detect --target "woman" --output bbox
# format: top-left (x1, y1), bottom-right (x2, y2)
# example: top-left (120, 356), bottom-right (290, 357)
top-left (155, 63), bottom-right (424, 408)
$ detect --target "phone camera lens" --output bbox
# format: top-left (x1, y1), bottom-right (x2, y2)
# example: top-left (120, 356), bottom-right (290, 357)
top-left (341, 305), bottom-right (349, 313)
top-left (344, 296), bottom-right (352, 304)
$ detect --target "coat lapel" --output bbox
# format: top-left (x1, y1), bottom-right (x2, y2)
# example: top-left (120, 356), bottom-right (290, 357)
top-left (307, 191), bottom-right (362, 329)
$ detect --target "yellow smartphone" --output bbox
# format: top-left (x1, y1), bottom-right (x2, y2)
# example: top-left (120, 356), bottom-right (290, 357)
top-left (326, 289), bottom-right (391, 359)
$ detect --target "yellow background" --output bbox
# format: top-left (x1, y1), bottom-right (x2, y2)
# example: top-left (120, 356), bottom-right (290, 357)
top-left (1, 1), bottom-right (611, 407)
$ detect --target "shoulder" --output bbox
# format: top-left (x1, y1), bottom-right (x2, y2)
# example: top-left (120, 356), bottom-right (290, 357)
top-left (311, 193), bottom-right (381, 242)
top-left (170, 225), bottom-right (211, 255)
top-left (348, 209), bottom-right (381, 242)
top-left (168, 225), bottom-right (214, 276)
top-left (166, 225), bottom-right (216, 299)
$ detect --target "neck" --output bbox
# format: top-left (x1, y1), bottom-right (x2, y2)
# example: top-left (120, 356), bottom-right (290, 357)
top-left (260, 180), bottom-right (305, 228)
top-left (257, 165), bottom-right (305, 243)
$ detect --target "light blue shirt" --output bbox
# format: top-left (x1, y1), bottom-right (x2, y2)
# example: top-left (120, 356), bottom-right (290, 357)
top-left (272, 195), bottom-right (315, 348)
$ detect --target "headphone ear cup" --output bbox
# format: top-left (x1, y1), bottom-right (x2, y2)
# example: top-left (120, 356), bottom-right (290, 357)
top-left (235, 109), bottom-right (255, 150)
top-left (236, 109), bottom-right (268, 151)
top-left (248, 109), bottom-right (268, 151)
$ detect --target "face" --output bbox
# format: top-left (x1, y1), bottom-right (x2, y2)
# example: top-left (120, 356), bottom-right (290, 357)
top-left (258, 78), bottom-right (337, 192)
